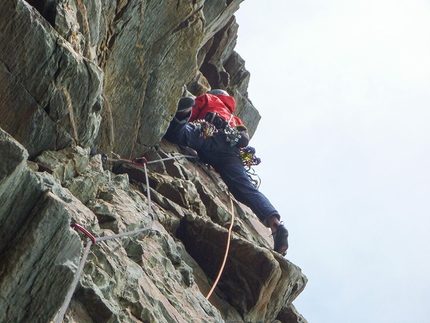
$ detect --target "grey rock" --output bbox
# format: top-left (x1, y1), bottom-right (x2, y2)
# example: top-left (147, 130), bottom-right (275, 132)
top-left (0, 128), bottom-right (84, 323)
top-left (0, 0), bottom-right (307, 322)
top-left (0, 0), bottom-right (103, 159)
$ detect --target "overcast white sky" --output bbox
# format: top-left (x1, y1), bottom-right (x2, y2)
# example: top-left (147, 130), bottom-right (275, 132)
top-left (235, 1), bottom-right (430, 322)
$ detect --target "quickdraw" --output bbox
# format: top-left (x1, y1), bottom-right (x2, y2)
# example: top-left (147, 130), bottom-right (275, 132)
top-left (224, 125), bottom-right (242, 146)
top-left (132, 157), bottom-right (148, 166)
top-left (190, 119), bottom-right (218, 138)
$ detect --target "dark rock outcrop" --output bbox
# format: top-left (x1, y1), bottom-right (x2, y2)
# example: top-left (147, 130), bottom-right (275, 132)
top-left (0, 0), bottom-right (307, 322)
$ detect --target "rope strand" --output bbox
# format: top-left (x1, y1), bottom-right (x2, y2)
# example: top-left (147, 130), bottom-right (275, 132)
top-left (105, 154), bottom-right (197, 166)
top-left (95, 163), bottom-right (154, 243)
top-left (53, 152), bottom-right (231, 322)
top-left (54, 156), bottom-right (162, 322)
top-left (206, 195), bottom-right (235, 300)
top-left (54, 241), bottom-right (93, 323)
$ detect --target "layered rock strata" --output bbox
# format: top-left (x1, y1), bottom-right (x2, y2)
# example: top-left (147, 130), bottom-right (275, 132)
top-left (0, 130), bottom-right (307, 322)
top-left (0, 0), bottom-right (307, 322)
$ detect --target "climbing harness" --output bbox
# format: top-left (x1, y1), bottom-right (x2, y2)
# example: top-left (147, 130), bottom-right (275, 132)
top-left (189, 119), bottom-right (218, 138)
top-left (224, 124), bottom-right (243, 146)
top-left (240, 146), bottom-right (262, 189)
top-left (203, 112), bottom-right (245, 147)
top-left (204, 111), bottom-right (228, 130)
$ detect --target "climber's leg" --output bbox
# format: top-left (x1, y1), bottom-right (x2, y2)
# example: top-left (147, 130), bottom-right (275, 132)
top-left (215, 162), bottom-right (279, 226)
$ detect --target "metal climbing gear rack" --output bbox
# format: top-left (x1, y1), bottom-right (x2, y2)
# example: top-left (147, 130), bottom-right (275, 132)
top-left (189, 119), bottom-right (218, 138)
top-left (240, 146), bottom-right (262, 188)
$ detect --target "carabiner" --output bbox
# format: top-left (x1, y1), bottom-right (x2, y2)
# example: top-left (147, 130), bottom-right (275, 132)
top-left (132, 157), bottom-right (148, 166)
top-left (71, 223), bottom-right (96, 245)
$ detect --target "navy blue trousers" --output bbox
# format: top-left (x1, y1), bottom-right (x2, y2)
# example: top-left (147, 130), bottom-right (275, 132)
top-left (165, 117), bottom-right (279, 226)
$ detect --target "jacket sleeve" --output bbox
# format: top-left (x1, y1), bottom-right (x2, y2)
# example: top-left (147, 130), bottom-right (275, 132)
top-left (190, 95), bottom-right (208, 121)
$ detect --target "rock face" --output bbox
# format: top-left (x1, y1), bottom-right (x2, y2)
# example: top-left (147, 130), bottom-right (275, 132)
top-left (0, 1), bottom-right (307, 322)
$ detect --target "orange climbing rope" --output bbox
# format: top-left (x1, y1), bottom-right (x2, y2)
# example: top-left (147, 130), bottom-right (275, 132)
top-left (205, 195), bottom-right (235, 300)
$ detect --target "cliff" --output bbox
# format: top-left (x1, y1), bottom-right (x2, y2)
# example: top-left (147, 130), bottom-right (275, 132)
top-left (0, 1), bottom-right (307, 322)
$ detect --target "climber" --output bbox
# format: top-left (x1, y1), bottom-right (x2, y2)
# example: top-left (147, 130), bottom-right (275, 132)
top-left (164, 89), bottom-right (289, 256)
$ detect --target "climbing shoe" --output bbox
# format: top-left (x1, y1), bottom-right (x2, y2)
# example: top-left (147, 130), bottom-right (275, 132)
top-left (273, 224), bottom-right (289, 256)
